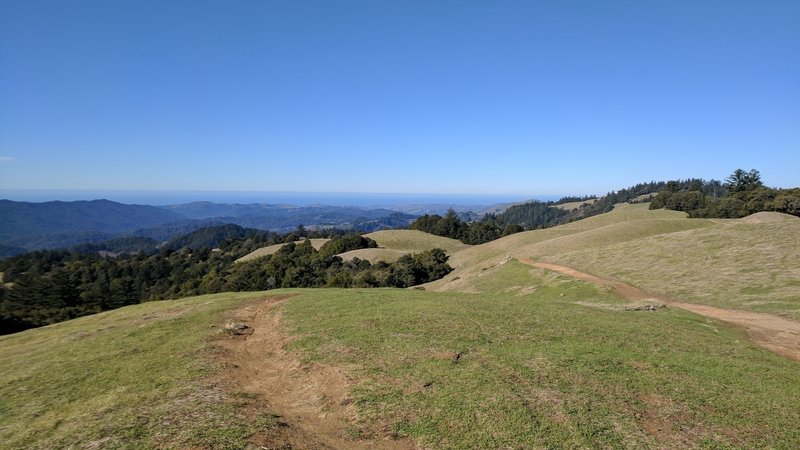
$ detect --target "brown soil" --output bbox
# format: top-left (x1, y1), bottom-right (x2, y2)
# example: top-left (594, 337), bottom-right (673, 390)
top-left (215, 294), bottom-right (412, 449)
top-left (519, 259), bottom-right (800, 362)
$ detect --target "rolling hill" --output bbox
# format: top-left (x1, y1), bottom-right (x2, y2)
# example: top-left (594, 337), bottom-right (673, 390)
top-left (338, 230), bottom-right (471, 263)
top-left (238, 229), bottom-right (471, 264)
top-left (236, 238), bottom-right (331, 262)
top-left (424, 203), bottom-right (800, 320)
top-left (2, 202), bottom-right (799, 448)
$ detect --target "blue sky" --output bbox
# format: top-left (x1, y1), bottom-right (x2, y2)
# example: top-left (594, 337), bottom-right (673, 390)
top-left (1, 0), bottom-right (798, 197)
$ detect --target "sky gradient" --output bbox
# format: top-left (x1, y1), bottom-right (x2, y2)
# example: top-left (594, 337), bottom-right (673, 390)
top-left (1, 0), bottom-right (798, 198)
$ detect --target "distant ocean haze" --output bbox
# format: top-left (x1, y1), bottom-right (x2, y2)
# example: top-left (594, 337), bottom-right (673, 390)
top-left (0, 190), bottom-right (556, 207)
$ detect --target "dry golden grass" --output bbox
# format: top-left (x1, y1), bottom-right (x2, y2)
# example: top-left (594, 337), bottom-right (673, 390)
top-left (544, 218), bottom-right (800, 320)
top-left (425, 204), bottom-right (702, 291)
top-left (731, 211), bottom-right (798, 224)
top-left (337, 248), bottom-right (409, 264)
top-left (554, 199), bottom-right (596, 210)
top-left (236, 238), bottom-right (329, 263)
top-left (364, 229), bottom-right (471, 253)
top-left (333, 230), bottom-right (471, 264)
top-left (238, 230), bottom-right (470, 265)
top-left (424, 203), bottom-right (800, 320)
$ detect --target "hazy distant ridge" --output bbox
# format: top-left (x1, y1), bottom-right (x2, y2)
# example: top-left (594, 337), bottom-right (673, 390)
top-left (0, 199), bottom-right (184, 241)
top-left (0, 199), bottom-right (417, 256)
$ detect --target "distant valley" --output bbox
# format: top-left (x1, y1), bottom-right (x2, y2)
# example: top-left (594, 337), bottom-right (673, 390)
top-left (0, 199), bottom-right (421, 257)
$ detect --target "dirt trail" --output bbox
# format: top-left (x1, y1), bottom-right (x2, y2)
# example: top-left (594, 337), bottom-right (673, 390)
top-left (217, 295), bottom-right (411, 449)
top-left (519, 259), bottom-right (800, 362)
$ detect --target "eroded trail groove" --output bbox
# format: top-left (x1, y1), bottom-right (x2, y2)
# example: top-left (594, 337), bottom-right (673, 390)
top-left (519, 259), bottom-right (800, 361)
top-left (218, 295), bottom-right (410, 449)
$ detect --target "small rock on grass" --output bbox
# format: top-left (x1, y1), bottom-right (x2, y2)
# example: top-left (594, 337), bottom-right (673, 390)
top-left (223, 322), bottom-right (254, 335)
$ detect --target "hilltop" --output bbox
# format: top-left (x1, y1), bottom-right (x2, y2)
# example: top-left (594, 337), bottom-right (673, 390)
top-left (2, 201), bottom-right (800, 448)
top-left (424, 204), bottom-right (800, 321)
top-left (338, 230), bottom-right (470, 263)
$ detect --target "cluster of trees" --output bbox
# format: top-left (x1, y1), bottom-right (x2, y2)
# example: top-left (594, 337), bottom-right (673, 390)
top-left (556, 195), bottom-right (598, 203)
top-left (493, 202), bottom-right (569, 230)
top-left (225, 240), bottom-right (451, 291)
top-left (410, 210), bottom-right (525, 245)
top-left (0, 232), bottom-right (451, 334)
top-left (568, 181), bottom-right (671, 215)
top-left (317, 234), bottom-right (378, 257)
top-left (409, 182), bottom-right (673, 245)
top-left (650, 169), bottom-right (800, 218)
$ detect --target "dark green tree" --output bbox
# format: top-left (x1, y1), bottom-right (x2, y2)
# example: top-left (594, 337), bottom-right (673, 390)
top-left (725, 169), bottom-right (763, 193)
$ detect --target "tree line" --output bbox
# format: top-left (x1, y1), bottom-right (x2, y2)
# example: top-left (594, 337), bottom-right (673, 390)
top-left (649, 169), bottom-right (800, 218)
top-left (409, 181), bottom-right (673, 245)
top-left (0, 231), bottom-right (451, 334)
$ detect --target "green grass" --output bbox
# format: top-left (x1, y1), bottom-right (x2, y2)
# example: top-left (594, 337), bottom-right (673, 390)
top-left (3, 275), bottom-right (800, 448)
top-left (285, 263), bottom-right (800, 449)
top-left (0, 291), bottom-right (281, 449)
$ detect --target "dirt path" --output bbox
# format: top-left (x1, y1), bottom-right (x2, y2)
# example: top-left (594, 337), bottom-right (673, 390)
top-left (519, 259), bottom-right (800, 362)
top-left (217, 295), bottom-right (411, 449)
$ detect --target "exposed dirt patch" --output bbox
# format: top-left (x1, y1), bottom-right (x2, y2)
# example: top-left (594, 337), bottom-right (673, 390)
top-left (214, 294), bottom-right (412, 449)
top-left (519, 259), bottom-right (800, 362)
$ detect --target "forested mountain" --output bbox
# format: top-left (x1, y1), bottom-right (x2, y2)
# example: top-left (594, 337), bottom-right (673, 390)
top-left (162, 202), bottom-right (413, 224)
top-left (0, 199), bottom-right (184, 249)
top-left (161, 224), bottom-right (270, 250)
top-left (0, 200), bottom-right (185, 237)
top-left (0, 199), bottom-right (417, 257)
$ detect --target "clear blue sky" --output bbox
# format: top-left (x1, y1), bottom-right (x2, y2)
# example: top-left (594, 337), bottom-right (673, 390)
top-left (1, 0), bottom-right (798, 197)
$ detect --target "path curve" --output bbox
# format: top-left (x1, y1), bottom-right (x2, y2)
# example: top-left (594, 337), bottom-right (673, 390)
top-left (219, 295), bottom-right (411, 449)
top-left (519, 259), bottom-right (800, 361)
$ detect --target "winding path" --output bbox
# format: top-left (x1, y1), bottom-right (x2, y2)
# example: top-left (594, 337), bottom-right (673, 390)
top-left (519, 259), bottom-right (800, 362)
top-left (218, 295), bottom-right (410, 449)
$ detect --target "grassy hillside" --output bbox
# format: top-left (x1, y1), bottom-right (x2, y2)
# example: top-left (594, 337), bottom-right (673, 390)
top-left (337, 230), bottom-right (470, 263)
top-left (4, 270), bottom-right (799, 448)
top-left (0, 292), bottom-right (283, 449)
top-left (544, 213), bottom-right (800, 320)
top-left (424, 203), bottom-right (799, 317)
top-left (365, 229), bottom-right (471, 253)
top-left (554, 199), bottom-right (596, 210)
top-left (286, 265), bottom-right (800, 449)
top-left (337, 247), bottom-right (410, 263)
top-left (422, 204), bottom-right (683, 290)
top-left (4, 203), bottom-right (799, 448)
top-left (236, 238), bottom-right (330, 262)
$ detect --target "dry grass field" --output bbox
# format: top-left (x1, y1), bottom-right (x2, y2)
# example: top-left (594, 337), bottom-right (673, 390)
top-left (365, 229), bottom-right (471, 253)
top-left (337, 248), bottom-right (410, 263)
top-left (339, 230), bottom-right (471, 263)
top-left (554, 198), bottom-right (596, 210)
top-left (545, 212), bottom-right (800, 319)
top-left (235, 238), bottom-right (329, 263)
top-left (237, 230), bottom-right (470, 265)
top-left (424, 204), bottom-right (800, 321)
